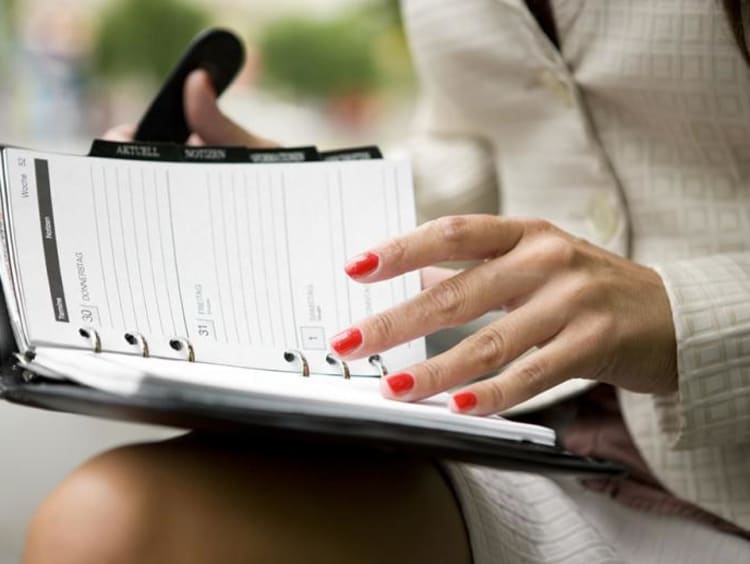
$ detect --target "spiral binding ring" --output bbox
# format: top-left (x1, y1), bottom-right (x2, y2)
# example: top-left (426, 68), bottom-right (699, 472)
top-left (78, 328), bottom-right (102, 353)
top-left (124, 332), bottom-right (150, 357)
top-left (368, 355), bottom-right (388, 378)
top-left (325, 353), bottom-right (351, 380)
top-left (169, 338), bottom-right (195, 362)
top-left (283, 349), bottom-right (310, 377)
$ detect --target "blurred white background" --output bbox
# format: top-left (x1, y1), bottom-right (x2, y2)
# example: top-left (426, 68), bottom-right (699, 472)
top-left (0, 0), bottom-right (416, 560)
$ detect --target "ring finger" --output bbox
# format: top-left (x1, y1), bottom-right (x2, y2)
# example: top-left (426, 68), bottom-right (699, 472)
top-left (379, 287), bottom-right (567, 401)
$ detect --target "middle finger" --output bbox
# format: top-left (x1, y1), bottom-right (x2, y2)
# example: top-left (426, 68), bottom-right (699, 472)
top-left (380, 288), bottom-right (567, 401)
top-left (331, 248), bottom-right (545, 359)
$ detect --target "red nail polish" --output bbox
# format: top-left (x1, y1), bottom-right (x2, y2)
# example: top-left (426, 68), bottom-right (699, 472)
top-left (330, 327), bottom-right (363, 356)
top-left (385, 372), bottom-right (415, 396)
top-left (452, 391), bottom-right (478, 412)
top-left (344, 252), bottom-right (379, 278)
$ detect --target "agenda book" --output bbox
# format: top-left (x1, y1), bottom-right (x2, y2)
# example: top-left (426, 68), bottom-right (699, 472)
top-left (0, 141), bottom-right (622, 477)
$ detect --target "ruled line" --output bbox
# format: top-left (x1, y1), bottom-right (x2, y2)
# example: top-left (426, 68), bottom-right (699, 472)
top-left (232, 172), bottom-right (253, 345)
top-left (280, 172), bottom-right (299, 348)
top-left (153, 169), bottom-right (178, 336)
top-left (326, 171), bottom-right (342, 331)
top-left (255, 171), bottom-right (275, 346)
top-left (219, 173), bottom-right (241, 344)
top-left (88, 164), bottom-right (114, 328)
top-left (244, 171), bottom-right (267, 347)
top-left (115, 167), bottom-right (139, 331)
top-left (338, 170), bottom-right (353, 325)
top-left (141, 168), bottom-right (166, 335)
top-left (102, 167), bottom-right (127, 328)
top-left (127, 168), bottom-right (152, 334)
top-left (206, 174), bottom-right (229, 342)
top-left (165, 170), bottom-right (189, 337)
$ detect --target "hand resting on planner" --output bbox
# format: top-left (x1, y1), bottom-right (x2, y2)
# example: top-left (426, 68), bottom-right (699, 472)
top-left (333, 216), bottom-right (679, 415)
top-left (104, 69), bottom-right (677, 416)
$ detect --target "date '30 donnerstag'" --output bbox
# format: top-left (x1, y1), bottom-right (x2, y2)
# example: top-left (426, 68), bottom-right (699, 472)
top-left (73, 252), bottom-right (98, 326)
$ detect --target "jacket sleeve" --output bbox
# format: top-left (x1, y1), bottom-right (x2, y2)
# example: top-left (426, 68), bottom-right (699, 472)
top-left (407, 93), bottom-right (499, 223)
top-left (652, 253), bottom-right (750, 448)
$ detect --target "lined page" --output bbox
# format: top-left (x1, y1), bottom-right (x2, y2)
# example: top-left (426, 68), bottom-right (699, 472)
top-left (3, 148), bottom-right (424, 375)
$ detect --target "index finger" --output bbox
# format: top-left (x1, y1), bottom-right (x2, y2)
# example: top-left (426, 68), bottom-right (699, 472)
top-left (344, 215), bottom-right (524, 282)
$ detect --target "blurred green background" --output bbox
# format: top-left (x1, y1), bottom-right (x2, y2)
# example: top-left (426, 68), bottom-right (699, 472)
top-left (0, 0), bottom-right (416, 153)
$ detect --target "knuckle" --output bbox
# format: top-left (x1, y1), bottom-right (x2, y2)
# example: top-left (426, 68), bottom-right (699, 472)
top-left (565, 272), bottom-right (593, 305)
top-left (370, 311), bottom-right (397, 344)
top-left (435, 215), bottom-right (471, 245)
top-left (466, 328), bottom-right (507, 371)
top-left (525, 218), bottom-right (554, 234)
top-left (433, 215), bottom-right (472, 260)
top-left (419, 360), bottom-right (448, 391)
top-left (425, 277), bottom-right (470, 325)
top-left (589, 312), bottom-right (618, 348)
top-left (484, 379), bottom-right (507, 413)
top-left (543, 236), bottom-right (578, 269)
top-left (381, 237), bottom-right (408, 266)
top-left (515, 359), bottom-right (548, 398)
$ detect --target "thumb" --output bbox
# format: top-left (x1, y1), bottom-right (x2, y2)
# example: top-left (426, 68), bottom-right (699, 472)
top-left (183, 69), bottom-right (278, 148)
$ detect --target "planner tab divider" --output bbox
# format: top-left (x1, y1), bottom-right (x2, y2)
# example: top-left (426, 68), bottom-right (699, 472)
top-left (320, 146), bottom-right (383, 161)
top-left (89, 139), bottom-right (322, 164)
top-left (181, 146), bottom-right (251, 163)
top-left (90, 140), bottom-right (388, 164)
top-left (246, 146), bottom-right (320, 163)
top-left (88, 139), bottom-right (182, 162)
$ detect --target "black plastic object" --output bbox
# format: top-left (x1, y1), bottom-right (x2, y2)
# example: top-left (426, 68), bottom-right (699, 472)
top-left (0, 368), bottom-right (626, 478)
top-left (134, 28), bottom-right (245, 143)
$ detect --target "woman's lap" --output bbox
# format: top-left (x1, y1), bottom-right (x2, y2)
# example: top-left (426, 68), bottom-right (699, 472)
top-left (22, 432), bottom-right (472, 564)
top-left (446, 463), bottom-right (750, 564)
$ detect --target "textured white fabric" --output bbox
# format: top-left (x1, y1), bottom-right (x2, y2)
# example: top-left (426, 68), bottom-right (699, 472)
top-left (444, 466), bottom-right (750, 564)
top-left (402, 0), bottom-right (750, 561)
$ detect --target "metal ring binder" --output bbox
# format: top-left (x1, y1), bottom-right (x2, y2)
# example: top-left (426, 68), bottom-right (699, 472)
top-left (325, 353), bottom-right (351, 379)
top-left (283, 350), bottom-right (310, 377)
top-left (368, 355), bottom-right (388, 378)
top-left (78, 328), bottom-right (102, 353)
top-left (169, 338), bottom-right (195, 362)
top-left (124, 332), bottom-right (150, 357)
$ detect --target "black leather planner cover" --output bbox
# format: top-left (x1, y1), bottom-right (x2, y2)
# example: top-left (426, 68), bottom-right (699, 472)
top-left (0, 365), bottom-right (625, 478)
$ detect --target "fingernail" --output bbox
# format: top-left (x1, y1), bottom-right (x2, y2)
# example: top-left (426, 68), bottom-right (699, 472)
top-left (451, 391), bottom-right (478, 413)
top-left (384, 372), bottom-right (415, 396)
top-left (344, 252), bottom-right (379, 278)
top-left (330, 327), bottom-right (363, 356)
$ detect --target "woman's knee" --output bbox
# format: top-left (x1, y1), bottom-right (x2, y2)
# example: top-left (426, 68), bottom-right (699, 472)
top-left (23, 435), bottom-right (472, 564)
top-left (23, 442), bottom-right (168, 564)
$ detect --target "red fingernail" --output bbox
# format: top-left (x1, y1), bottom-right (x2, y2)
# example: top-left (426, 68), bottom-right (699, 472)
top-left (344, 252), bottom-right (379, 278)
top-left (385, 372), bottom-right (415, 396)
top-left (330, 327), bottom-right (363, 356)
top-left (452, 391), bottom-right (478, 412)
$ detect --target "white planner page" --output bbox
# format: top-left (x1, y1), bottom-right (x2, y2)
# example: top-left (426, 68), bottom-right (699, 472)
top-left (2, 148), bottom-right (424, 376)
top-left (25, 347), bottom-right (556, 447)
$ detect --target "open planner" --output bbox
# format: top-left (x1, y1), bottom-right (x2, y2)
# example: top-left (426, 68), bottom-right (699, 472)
top-left (0, 140), bottom-right (623, 476)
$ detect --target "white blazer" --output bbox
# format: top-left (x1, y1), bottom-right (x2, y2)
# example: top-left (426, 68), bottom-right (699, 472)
top-left (404, 0), bottom-right (750, 532)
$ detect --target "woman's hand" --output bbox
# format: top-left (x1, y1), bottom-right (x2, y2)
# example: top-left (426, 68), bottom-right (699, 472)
top-left (103, 69), bottom-right (277, 148)
top-left (331, 215), bottom-right (678, 414)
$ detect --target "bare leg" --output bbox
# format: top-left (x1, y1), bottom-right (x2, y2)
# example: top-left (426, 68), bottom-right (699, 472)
top-left (23, 433), bottom-right (471, 564)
